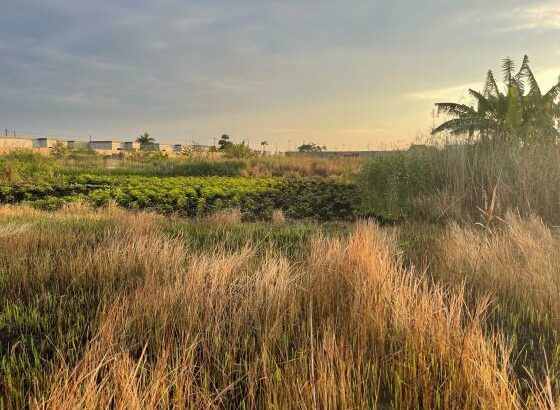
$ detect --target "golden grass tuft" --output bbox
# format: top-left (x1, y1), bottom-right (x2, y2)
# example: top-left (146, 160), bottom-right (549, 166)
top-left (198, 207), bottom-right (242, 229)
top-left (244, 156), bottom-right (365, 178)
top-left (0, 221), bottom-right (32, 238)
top-left (431, 212), bottom-right (560, 320)
top-left (271, 208), bottom-right (286, 224)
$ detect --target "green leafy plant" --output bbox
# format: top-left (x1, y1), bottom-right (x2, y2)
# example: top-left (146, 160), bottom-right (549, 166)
top-left (433, 55), bottom-right (560, 145)
top-left (297, 142), bottom-right (327, 152)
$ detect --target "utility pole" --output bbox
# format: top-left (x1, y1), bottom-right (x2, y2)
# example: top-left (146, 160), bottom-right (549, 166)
top-left (5, 129), bottom-right (7, 137)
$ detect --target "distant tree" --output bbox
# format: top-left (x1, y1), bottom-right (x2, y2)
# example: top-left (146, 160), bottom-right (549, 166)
top-left (432, 55), bottom-right (560, 145)
top-left (297, 142), bottom-right (325, 152)
top-left (137, 132), bottom-right (155, 147)
top-left (224, 141), bottom-right (253, 159)
top-left (49, 141), bottom-right (68, 159)
top-left (260, 140), bottom-right (268, 155)
top-left (218, 134), bottom-right (233, 150)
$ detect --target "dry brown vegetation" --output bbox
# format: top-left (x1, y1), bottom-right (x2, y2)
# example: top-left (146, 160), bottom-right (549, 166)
top-left (1, 206), bottom-right (559, 408)
top-left (244, 155), bottom-right (365, 178)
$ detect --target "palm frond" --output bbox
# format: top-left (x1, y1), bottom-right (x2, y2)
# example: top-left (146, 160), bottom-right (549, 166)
top-left (432, 117), bottom-right (494, 136)
top-left (483, 70), bottom-right (500, 97)
top-left (468, 89), bottom-right (495, 114)
top-left (435, 102), bottom-right (473, 116)
top-left (544, 76), bottom-right (560, 102)
top-left (502, 56), bottom-right (515, 87)
top-left (516, 55), bottom-right (541, 96)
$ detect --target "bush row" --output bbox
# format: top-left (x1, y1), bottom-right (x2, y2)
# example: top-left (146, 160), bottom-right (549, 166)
top-left (0, 175), bottom-right (359, 221)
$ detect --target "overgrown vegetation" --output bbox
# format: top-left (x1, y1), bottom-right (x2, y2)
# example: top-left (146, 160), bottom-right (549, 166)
top-left (360, 56), bottom-right (560, 225)
top-left (359, 143), bottom-right (560, 224)
top-left (71, 159), bottom-right (247, 177)
top-left (0, 151), bottom-right (58, 183)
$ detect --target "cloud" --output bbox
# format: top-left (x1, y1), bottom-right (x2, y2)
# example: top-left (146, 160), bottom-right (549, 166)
top-left (405, 65), bottom-right (560, 104)
top-left (405, 82), bottom-right (480, 101)
top-left (498, 4), bottom-right (560, 32)
top-left (457, 2), bottom-right (560, 33)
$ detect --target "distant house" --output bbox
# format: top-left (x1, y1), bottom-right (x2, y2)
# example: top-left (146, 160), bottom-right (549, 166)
top-left (67, 140), bottom-right (90, 149)
top-left (88, 141), bottom-right (122, 151)
top-left (121, 141), bottom-right (140, 151)
top-left (33, 137), bottom-right (63, 149)
top-left (142, 143), bottom-right (173, 153)
top-left (0, 137), bottom-right (33, 152)
top-left (172, 144), bottom-right (184, 153)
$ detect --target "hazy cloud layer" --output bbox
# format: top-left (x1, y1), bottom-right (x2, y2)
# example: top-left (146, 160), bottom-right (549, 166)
top-left (1, 0), bottom-right (559, 148)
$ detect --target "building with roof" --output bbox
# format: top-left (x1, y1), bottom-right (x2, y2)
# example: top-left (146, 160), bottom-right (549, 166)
top-left (0, 137), bottom-right (34, 152)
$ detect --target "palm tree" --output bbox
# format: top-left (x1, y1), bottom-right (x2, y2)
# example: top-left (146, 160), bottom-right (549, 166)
top-left (137, 132), bottom-right (155, 146)
top-left (432, 56), bottom-right (560, 145)
top-left (260, 140), bottom-right (268, 155)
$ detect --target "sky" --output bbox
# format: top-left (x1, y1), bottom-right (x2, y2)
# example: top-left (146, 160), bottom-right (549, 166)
top-left (1, 0), bottom-right (560, 150)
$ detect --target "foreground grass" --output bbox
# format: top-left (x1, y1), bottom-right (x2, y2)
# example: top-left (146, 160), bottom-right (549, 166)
top-left (398, 214), bottom-right (560, 391)
top-left (1, 206), bottom-right (559, 408)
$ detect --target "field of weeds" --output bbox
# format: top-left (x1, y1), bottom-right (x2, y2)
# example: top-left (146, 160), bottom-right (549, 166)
top-left (1, 204), bottom-right (559, 408)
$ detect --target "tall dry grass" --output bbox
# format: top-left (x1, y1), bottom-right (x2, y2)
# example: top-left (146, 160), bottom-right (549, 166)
top-left (397, 212), bottom-right (560, 397)
top-left (359, 143), bottom-right (560, 225)
top-left (1, 207), bottom-right (557, 408)
top-left (434, 213), bottom-right (560, 318)
top-left (244, 155), bottom-right (364, 178)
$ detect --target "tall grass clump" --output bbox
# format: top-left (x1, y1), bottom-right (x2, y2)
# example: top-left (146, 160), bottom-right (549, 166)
top-left (0, 151), bottom-right (59, 183)
top-left (244, 155), bottom-right (364, 178)
top-left (359, 141), bottom-right (560, 225)
top-left (395, 213), bottom-right (560, 396)
top-left (64, 156), bottom-right (361, 178)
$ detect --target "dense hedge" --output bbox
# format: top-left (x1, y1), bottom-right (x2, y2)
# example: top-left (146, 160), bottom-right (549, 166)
top-left (0, 175), bottom-right (358, 221)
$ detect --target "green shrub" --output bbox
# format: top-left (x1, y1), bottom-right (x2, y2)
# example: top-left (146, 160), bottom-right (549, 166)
top-left (0, 151), bottom-right (59, 182)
